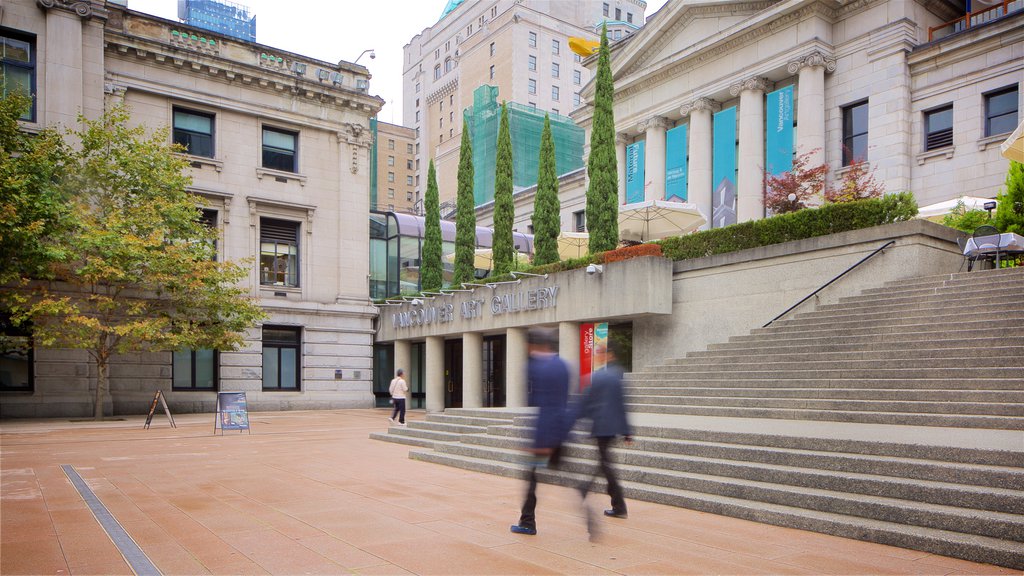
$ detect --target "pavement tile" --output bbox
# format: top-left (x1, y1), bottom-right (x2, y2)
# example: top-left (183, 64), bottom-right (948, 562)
top-left (67, 561), bottom-right (135, 576)
top-left (294, 533), bottom-right (390, 570)
top-left (141, 542), bottom-right (211, 575)
top-left (361, 534), bottom-right (560, 576)
top-left (0, 538), bottom-right (69, 575)
top-left (217, 528), bottom-right (348, 574)
top-left (489, 542), bottom-right (620, 575)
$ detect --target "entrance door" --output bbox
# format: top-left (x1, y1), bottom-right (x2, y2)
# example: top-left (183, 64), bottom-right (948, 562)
top-left (482, 336), bottom-right (506, 407)
top-left (444, 340), bottom-right (463, 408)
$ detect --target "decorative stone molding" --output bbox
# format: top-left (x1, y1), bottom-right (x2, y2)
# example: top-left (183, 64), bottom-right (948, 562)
top-left (680, 97), bottom-right (720, 117)
top-left (338, 124), bottom-right (372, 174)
top-left (36, 0), bottom-right (106, 19)
top-left (786, 50), bottom-right (837, 74)
top-left (426, 78), bottom-right (459, 105)
top-left (247, 196), bottom-right (315, 235)
top-left (637, 116), bottom-right (672, 134)
top-left (255, 167), bottom-right (307, 186)
top-left (729, 76), bottom-right (772, 97)
top-left (616, 132), bottom-right (632, 145)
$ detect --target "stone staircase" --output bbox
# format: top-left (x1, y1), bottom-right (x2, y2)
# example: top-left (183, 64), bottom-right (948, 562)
top-left (371, 267), bottom-right (1024, 569)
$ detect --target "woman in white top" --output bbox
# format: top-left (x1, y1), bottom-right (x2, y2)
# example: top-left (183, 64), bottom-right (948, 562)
top-left (388, 368), bottom-right (408, 425)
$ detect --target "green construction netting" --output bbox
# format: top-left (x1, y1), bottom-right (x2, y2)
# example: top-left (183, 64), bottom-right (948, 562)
top-left (466, 85), bottom-right (584, 206)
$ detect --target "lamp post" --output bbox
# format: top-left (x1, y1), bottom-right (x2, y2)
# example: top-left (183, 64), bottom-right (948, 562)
top-left (788, 192), bottom-right (798, 212)
top-left (984, 201), bottom-right (997, 219)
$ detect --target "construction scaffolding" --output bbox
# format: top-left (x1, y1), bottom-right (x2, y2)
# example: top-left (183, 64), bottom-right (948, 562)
top-left (466, 85), bottom-right (584, 206)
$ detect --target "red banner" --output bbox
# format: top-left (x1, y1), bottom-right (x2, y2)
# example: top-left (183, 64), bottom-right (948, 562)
top-left (579, 323), bottom-right (594, 392)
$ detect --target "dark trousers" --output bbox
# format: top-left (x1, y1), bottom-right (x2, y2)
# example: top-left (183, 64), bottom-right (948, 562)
top-left (580, 436), bottom-right (626, 514)
top-left (390, 398), bottom-right (406, 423)
top-left (518, 445), bottom-right (562, 530)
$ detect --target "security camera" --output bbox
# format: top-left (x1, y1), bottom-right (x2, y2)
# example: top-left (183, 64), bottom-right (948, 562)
top-left (369, 51), bottom-right (376, 60)
top-left (585, 264), bottom-right (603, 275)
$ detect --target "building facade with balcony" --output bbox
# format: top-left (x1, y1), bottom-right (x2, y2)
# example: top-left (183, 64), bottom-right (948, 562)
top-left (0, 0), bottom-right (382, 417)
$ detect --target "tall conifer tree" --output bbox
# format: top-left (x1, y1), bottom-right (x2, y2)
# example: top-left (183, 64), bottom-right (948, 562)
top-left (586, 23), bottom-right (618, 253)
top-left (453, 117), bottom-right (477, 286)
top-left (420, 160), bottom-right (442, 292)
top-left (492, 101), bottom-right (515, 275)
top-left (532, 114), bottom-right (561, 265)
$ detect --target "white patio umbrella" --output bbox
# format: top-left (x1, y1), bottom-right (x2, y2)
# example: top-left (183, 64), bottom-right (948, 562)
top-left (1001, 119), bottom-right (1024, 162)
top-left (556, 231), bottom-right (590, 260)
top-left (444, 248), bottom-right (530, 270)
top-left (617, 199), bottom-right (706, 242)
top-left (917, 196), bottom-right (995, 222)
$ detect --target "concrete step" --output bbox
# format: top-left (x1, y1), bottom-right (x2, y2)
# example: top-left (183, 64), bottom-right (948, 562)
top-left (881, 267), bottom-right (1024, 289)
top-left (368, 431), bottom-right (438, 449)
top-left (626, 367), bottom-right (1023, 380)
top-left (622, 403), bottom-right (1024, 430)
top-left (378, 424), bottom-right (464, 444)
top-left (750, 317), bottom-right (1024, 338)
top-left (814, 293), bottom-right (1022, 315)
top-left (621, 394), bottom-right (1023, 416)
top-left (644, 356), bottom-right (1024, 372)
top-left (623, 387), bottom-right (1024, 403)
top-left (727, 327), bottom-right (1023, 345)
top-left (408, 450), bottom-right (1024, 569)
top-left (620, 376), bottom-right (1021, 391)
top-left (686, 344), bottom-right (1024, 362)
top-left (860, 274), bottom-right (1024, 296)
top-left (773, 308), bottom-right (1024, 332)
top-left (424, 413), bottom-right (518, 428)
top-left (832, 285), bottom-right (1024, 308)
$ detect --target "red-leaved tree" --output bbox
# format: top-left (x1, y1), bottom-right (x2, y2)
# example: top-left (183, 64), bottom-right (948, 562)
top-left (825, 157), bottom-right (885, 203)
top-left (763, 150), bottom-right (828, 214)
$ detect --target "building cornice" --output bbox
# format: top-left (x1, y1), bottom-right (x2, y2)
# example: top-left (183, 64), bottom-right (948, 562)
top-left (729, 76), bottom-right (773, 96)
top-left (680, 98), bottom-right (721, 117)
top-left (426, 78), bottom-right (459, 105)
top-left (36, 0), bottom-right (108, 20)
top-left (786, 49), bottom-right (838, 74)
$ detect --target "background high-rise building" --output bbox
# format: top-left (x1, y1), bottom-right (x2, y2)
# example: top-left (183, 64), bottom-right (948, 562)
top-left (371, 120), bottom-right (419, 214)
top-left (177, 0), bottom-right (256, 43)
top-left (403, 0), bottom-right (646, 207)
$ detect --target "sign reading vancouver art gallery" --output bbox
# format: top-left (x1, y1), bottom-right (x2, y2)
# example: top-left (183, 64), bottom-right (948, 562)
top-left (391, 285), bottom-right (560, 330)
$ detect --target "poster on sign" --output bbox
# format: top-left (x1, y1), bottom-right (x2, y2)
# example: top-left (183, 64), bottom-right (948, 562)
top-left (578, 322), bottom-right (609, 392)
top-left (215, 391), bottom-right (251, 434)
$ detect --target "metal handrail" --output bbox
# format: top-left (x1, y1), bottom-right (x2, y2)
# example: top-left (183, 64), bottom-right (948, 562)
top-left (762, 240), bottom-right (896, 328)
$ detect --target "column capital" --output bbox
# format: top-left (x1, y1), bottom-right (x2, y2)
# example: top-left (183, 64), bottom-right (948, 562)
top-left (786, 50), bottom-right (837, 74)
top-left (616, 132), bottom-right (632, 145)
top-left (730, 76), bottom-right (772, 97)
top-left (680, 97), bottom-right (720, 117)
top-left (36, 0), bottom-right (107, 19)
top-left (636, 116), bottom-right (672, 134)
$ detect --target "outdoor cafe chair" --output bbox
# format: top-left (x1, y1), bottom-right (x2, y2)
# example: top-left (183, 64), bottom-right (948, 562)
top-left (971, 225), bottom-right (1004, 269)
top-left (958, 236), bottom-right (981, 272)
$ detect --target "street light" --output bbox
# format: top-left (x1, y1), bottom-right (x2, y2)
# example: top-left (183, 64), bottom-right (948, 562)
top-left (354, 49), bottom-right (376, 65)
top-left (787, 193), bottom-right (798, 212)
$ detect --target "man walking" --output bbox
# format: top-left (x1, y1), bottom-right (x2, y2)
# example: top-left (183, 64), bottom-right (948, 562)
top-left (389, 368), bottom-right (408, 426)
top-left (577, 338), bottom-right (632, 519)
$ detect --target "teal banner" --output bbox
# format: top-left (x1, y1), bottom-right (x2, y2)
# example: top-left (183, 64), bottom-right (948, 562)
top-left (712, 107), bottom-right (737, 227)
top-left (766, 86), bottom-right (794, 176)
top-left (665, 124), bottom-right (688, 201)
top-left (625, 140), bottom-right (646, 204)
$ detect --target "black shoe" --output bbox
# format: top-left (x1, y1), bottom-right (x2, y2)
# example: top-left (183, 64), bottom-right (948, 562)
top-left (510, 524), bottom-right (537, 535)
top-left (603, 509), bottom-right (628, 519)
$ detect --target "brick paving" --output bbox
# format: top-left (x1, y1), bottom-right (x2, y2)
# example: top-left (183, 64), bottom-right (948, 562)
top-left (1, 409), bottom-right (1017, 575)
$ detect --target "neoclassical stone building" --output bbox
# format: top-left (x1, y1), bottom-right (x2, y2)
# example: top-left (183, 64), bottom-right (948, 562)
top-left (1, 0), bottom-right (382, 416)
top-left (564, 0), bottom-right (1021, 227)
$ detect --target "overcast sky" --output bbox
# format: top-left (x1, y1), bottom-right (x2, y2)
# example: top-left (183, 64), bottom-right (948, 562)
top-left (137, 0), bottom-right (669, 124)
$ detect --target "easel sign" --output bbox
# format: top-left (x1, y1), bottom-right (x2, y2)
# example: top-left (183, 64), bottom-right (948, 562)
top-left (215, 391), bottom-right (251, 434)
top-left (144, 390), bottom-right (176, 429)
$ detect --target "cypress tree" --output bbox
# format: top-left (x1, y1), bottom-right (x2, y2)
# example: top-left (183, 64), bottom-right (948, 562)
top-left (453, 117), bottom-right (477, 286)
top-left (586, 23), bottom-right (619, 253)
top-left (492, 101), bottom-right (515, 275)
top-left (420, 160), bottom-right (443, 292)
top-left (994, 161), bottom-right (1024, 235)
top-left (532, 114), bottom-right (561, 265)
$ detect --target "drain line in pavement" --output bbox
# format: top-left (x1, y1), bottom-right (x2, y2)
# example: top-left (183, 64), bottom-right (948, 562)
top-left (61, 465), bottom-right (161, 576)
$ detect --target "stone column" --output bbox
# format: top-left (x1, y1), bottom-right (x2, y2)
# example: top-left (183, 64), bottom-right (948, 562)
top-left (638, 116), bottom-right (672, 202)
top-left (680, 98), bottom-right (719, 230)
top-left (788, 51), bottom-right (836, 168)
top-left (616, 132), bottom-right (630, 206)
top-left (425, 336), bottom-right (445, 413)
top-left (559, 322), bottom-right (580, 395)
top-left (394, 339), bottom-right (412, 383)
top-left (462, 332), bottom-right (483, 409)
top-left (505, 327), bottom-right (529, 408)
top-left (731, 77), bottom-right (770, 222)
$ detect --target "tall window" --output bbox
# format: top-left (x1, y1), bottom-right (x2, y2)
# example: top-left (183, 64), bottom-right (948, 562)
top-left (841, 100), bottom-right (868, 166)
top-left (489, 65), bottom-right (495, 80)
top-left (172, 108), bottom-right (214, 158)
top-left (627, 12), bottom-right (634, 23)
top-left (262, 326), bottom-right (300, 390)
top-left (434, 64), bottom-right (441, 80)
top-left (528, 31), bottom-right (537, 48)
top-left (387, 155), bottom-right (395, 166)
top-left (552, 39), bottom-right (560, 55)
top-left (1, 30), bottom-right (35, 121)
top-left (528, 55), bottom-right (536, 71)
top-left (262, 127), bottom-right (297, 172)
top-left (407, 143), bottom-right (413, 153)
top-left (173, 349), bottom-right (217, 390)
top-left (573, 69), bottom-right (581, 85)
top-left (444, 57), bottom-right (453, 73)
top-left (603, 2), bottom-right (610, 16)
top-left (552, 85), bottom-right (559, 101)
top-left (528, 78), bottom-right (536, 94)
top-left (924, 104), bottom-right (953, 150)
top-left (0, 314), bottom-right (32, 392)
top-left (574, 93), bottom-right (581, 106)
top-left (200, 208), bottom-right (218, 260)
top-left (985, 86), bottom-right (1018, 137)
top-left (615, 7), bottom-right (622, 19)
top-left (260, 218), bottom-right (299, 287)
top-left (490, 42), bottom-right (495, 57)
top-left (552, 62), bottom-right (559, 78)
top-left (388, 139), bottom-right (395, 150)
top-left (573, 210), bottom-right (586, 232)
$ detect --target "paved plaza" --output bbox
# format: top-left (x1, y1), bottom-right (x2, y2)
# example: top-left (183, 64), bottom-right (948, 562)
top-left (0, 409), bottom-right (1017, 575)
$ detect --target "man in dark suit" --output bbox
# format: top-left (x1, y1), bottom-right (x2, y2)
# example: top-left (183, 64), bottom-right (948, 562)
top-left (510, 327), bottom-right (571, 536)
top-left (577, 338), bottom-right (632, 519)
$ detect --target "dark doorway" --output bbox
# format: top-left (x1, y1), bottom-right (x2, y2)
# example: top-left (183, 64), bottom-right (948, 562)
top-left (444, 339), bottom-right (463, 408)
top-left (482, 336), bottom-right (506, 407)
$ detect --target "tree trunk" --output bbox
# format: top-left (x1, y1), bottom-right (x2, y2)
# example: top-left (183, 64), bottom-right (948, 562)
top-left (94, 354), bottom-right (109, 420)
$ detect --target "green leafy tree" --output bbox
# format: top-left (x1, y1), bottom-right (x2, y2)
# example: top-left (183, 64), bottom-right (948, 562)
top-left (493, 101), bottom-right (515, 276)
top-left (532, 114), bottom-right (561, 265)
top-left (994, 161), bottom-right (1024, 234)
top-left (587, 23), bottom-right (618, 253)
top-left (941, 199), bottom-right (991, 233)
top-left (4, 105), bottom-right (265, 419)
top-left (824, 157), bottom-right (885, 203)
top-left (420, 160), bottom-right (443, 292)
top-left (453, 116), bottom-right (477, 286)
top-left (0, 94), bottom-right (73, 284)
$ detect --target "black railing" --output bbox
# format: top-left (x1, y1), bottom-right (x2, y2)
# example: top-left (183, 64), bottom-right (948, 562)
top-left (762, 240), bottom-right (896, 328)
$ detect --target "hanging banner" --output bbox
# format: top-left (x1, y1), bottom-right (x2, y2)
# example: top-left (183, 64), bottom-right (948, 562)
top-left (579, 323), bottom-right (594, 391)
top-left (766, 85), bottom-right (794, 176)
top-left (625, 141), bottom-right (646, 204)
top-left (712, 107), bottom-right (737, 228)
top-left (665, 124), bottom-right (688, 201)
top-left (593, 322), bottom-right (609, 373)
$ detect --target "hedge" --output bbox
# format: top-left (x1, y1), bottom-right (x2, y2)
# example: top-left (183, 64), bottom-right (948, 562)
top-left (657, 192), bottom-right (918, 261)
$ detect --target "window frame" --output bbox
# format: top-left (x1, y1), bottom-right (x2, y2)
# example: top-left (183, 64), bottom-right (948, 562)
top-left (552, 39), bottom-right (560, 55)
top-left (528, 55), bottom-right (536, 72)
top-left (261, 126), bottom-right (299, 173)
top-left (552, 62), bottom-right (559, 78)
top-left (528, 31), bottom-right (537, 48)
top-left (172, 349), bottom-right (219, 391)
top-left (172, 106), bottom-right (215, 158)
top-left (923, 104), bottom-right (954, 151)
top-left (573, 210), bottom-right (586, 232)
top-left (841, 100), bottom-right (869, 166)
top-left (984, 85), bottom-right (1018, 137)
top-left (1, 28), bottom-right (37, 122)
top-left (528, 78), bottom-right (536, 95)
top-left (262, 326), bottom-right (301, 391)
top-left (0, 314), bottom-right (33, 392)
top-left (259, 217), bottom-right (300, 288)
